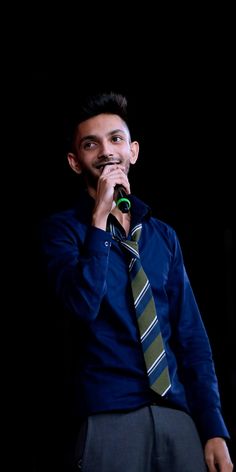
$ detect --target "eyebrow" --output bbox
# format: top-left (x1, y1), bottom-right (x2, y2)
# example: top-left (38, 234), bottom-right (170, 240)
top-left (79, 129), bottom-right (128, 146)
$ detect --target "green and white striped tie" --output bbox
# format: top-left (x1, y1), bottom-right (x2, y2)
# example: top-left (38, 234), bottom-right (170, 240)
top-left (120, 223), bottom-right (171, 397)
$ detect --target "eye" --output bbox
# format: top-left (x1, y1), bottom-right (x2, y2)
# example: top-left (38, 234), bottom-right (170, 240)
top-left (111, 135), bottom-right (123, 143)
top-left (83, 141), bottom-right (97, 150)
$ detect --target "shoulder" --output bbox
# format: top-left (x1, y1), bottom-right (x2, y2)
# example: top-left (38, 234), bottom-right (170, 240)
top-left (40, 206), bottom-right (84, 244)
top-left (42, 206), bottom-right (78, 229)
top-left (41, 190), bottom-right (94, 231)
top-left (131, 194), bottom-right (179, 250)
top-left (143, 216), bottom-right (183, 263)
top-left (146, 215), bottom-right (177, 243)
top-left (43, 207), bottom-right (78, 224)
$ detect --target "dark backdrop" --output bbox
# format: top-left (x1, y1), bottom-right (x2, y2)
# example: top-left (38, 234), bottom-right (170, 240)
top-left (24, 76), bottom-right (235, 467)
top-left (9, 36), bottom-right (235, 467)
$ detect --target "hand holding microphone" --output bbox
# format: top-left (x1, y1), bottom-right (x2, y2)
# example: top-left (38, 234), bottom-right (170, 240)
top-left (98, 162), bottom-right (131, 213)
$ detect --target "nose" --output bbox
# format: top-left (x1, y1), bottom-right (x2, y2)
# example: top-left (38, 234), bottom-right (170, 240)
top-left (98, 140), bottom-right (114, 159)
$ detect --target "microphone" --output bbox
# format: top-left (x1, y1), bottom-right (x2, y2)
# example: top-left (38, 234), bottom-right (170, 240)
top-left (115, 185), bottom-right (131, 213)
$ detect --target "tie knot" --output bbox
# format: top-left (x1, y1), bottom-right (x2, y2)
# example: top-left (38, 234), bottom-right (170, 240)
top-left (119, 223), bottom-right (142, 259)
top-left (119, 224), bottom-right (142, 259)
top-left (131, 223), bottom-right (142, 243)
top-left (108, 221), bottom-right (142, 259)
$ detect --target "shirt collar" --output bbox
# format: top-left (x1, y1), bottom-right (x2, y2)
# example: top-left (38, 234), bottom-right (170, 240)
top-left (74, 188), bottom-right (151, 226)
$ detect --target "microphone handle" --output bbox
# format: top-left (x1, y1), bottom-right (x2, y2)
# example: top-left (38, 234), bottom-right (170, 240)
top-left (115, 185), bottom-right (131, 213)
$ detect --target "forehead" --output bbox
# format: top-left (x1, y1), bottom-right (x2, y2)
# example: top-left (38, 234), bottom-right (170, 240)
top-left (76, 113), bottom-right (130, 139)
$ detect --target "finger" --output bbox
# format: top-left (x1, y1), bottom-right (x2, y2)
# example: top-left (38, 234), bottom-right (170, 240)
top-left (205, 455), bottom-right (218, 472)
top-left (100, 168), bottom-right (130, 193)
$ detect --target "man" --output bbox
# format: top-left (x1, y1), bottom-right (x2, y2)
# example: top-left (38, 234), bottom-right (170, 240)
top-left (41, 92), bottom-right (233, 471)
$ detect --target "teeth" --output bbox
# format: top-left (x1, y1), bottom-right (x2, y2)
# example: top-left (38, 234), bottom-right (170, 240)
top-left (97, 162), bottom-right (119, 169)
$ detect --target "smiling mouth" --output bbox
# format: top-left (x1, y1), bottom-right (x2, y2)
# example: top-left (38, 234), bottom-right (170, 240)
top-left (96, 161), bottom-right (121, 170)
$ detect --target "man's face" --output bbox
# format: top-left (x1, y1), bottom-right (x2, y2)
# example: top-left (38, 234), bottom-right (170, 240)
top-left (68, 113), bottom-right (138, 189)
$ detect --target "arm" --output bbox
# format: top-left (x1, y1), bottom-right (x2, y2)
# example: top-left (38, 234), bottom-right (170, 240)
top-left (166, 229), bottom-right (233, 466)
top-left (40, 165), bottom-right (130, 322)
top-left (41, 214), bottom-right (112, 322)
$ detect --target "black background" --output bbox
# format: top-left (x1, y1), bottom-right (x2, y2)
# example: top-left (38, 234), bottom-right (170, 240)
top-left (6, 10), bottom-right (235, 469)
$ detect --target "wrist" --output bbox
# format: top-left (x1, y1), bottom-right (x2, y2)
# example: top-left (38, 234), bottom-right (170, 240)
top-left (92, 211), bottom-right (108, 231)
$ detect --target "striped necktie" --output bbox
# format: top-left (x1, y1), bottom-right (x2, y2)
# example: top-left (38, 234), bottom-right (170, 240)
top-left (119, 223), bottom-right (171, 397)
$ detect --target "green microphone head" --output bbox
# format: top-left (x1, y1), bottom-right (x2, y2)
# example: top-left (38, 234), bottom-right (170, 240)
top-left (116, 196), bottom-right (131, 213)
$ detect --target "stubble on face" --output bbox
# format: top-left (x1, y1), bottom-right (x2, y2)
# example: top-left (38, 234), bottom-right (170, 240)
top-left (74, 114), bottom-right (132, 190)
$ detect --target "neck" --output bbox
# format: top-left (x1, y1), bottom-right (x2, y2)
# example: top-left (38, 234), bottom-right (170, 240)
top-left (111, 206), bottom-right (131, 236)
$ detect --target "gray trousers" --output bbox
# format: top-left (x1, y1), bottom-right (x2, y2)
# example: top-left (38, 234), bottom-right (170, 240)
top-left (72, 406), bottom-right (207, 472)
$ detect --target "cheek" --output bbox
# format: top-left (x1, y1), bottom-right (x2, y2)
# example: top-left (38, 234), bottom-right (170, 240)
top-left (78, 155), bottom-right (94, 169)
top-left (124, 161), bottom-right (131, 174)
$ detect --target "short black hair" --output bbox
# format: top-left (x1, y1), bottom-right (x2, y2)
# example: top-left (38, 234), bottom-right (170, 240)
top-left (64, 92), bottom-right (130, 153)
top-left (76, 92), bottom-right (128, 125)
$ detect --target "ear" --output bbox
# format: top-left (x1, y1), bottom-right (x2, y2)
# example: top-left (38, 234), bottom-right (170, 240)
top-left (130, 141), bottom-right (139, 164)
top-left (67, 153), bottom-right (82, 175)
